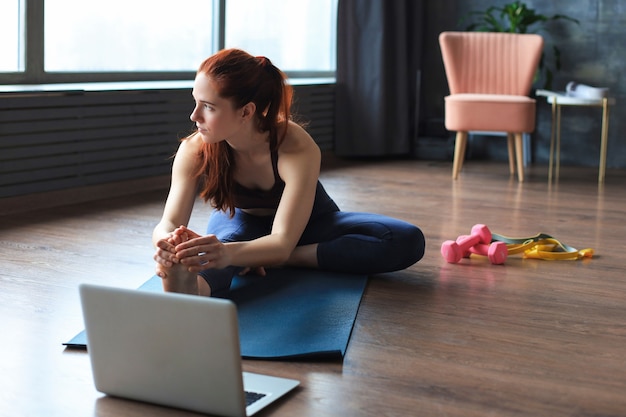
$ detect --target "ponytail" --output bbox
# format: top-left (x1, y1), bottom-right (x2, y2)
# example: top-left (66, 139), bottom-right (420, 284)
top-left (253, 55), bottom-right (293, 150)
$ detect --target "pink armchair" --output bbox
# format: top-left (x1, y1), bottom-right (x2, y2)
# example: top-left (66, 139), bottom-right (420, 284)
top-left (439, 31), bottom-right (544, 182)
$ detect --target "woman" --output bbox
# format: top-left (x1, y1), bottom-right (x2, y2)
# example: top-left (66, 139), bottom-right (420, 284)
top-left (153, 48), bottom-right (425, 297)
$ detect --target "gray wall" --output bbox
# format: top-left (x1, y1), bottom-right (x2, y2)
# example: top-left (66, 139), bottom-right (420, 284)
top-left (418, 0), bottom-right (625, 169)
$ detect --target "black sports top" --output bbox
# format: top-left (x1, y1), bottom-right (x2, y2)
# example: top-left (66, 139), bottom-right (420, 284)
top-left (232, 150), bottom-right (285, 209)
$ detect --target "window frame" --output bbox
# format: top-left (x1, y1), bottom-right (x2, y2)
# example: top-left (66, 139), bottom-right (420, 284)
top-left (1, 0), bottom-right (335, 86)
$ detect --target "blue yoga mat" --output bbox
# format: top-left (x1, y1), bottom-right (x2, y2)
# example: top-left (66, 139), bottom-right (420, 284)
top-left (65, 268), bottom-right (368, 360)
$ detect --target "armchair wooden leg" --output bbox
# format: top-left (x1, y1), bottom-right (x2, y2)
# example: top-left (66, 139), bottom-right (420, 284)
top-left (506, 133), bottom-right (516, 175)
top-left (452, 131), bottom-right (468, 179)
top-left (514, 133), bottom-right (525, 182)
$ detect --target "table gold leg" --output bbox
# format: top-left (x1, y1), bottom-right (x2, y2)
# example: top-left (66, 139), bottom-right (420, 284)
top-left (555, 103), bottom-right (562, 181)
top-left (548, 99), bottom-right (556, 182)
top-left (599, 97), bottom-right (609, 183)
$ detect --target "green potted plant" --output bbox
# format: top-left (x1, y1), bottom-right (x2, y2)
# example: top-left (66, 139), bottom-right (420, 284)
top-left (462, 1), bottom-right (579, 89)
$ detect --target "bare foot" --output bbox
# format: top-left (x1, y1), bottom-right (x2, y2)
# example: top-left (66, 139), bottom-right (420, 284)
top-left (161, 263), bottom-right (211, 295)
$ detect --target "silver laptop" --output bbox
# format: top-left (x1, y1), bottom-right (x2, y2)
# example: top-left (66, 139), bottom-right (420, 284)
top-left (79, 283), bottom-right (299, 416)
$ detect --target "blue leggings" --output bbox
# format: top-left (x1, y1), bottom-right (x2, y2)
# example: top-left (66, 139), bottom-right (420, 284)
top-left (199, 187), bottom-right (425, 294)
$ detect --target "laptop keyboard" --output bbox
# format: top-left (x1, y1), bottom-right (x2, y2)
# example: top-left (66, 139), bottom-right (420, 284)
top-left (245, 390), bottom-right (267, 406)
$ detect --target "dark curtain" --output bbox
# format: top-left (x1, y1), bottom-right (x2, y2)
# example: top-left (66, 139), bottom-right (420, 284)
top-left (335, 0), bottom-right (424, 156)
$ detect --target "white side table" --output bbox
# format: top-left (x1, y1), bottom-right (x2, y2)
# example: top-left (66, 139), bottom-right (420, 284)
top-left (536, 89), bottom-right (615, 183)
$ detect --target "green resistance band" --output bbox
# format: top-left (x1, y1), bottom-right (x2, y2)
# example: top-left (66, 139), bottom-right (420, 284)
top-left (491, 232), bottom-right (594, 260)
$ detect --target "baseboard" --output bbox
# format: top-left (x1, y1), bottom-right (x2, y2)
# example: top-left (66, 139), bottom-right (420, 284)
top-left (412, 136), bottom-right (453, 160)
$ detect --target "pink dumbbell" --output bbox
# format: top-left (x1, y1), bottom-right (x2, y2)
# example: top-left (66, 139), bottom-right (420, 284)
top-left (441, 224), bottom-right (492, 263)
top-left (466, 241), bottom-right (508, 265)
top-left (455, 235), bottom-right (508, 265)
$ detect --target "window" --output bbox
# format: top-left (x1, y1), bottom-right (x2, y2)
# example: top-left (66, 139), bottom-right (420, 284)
top-left (225, 0), bottom-right (337, 75)
top-left (0, 0), bottom-right (24, 72)
top-left (0, 0), bottom-right (337, 84)
top-left (44, 0), bottom-right (215, 72)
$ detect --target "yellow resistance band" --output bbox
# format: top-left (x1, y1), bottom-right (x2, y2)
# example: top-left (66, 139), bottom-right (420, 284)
top-left (491, 233), bottom-right (594, 261)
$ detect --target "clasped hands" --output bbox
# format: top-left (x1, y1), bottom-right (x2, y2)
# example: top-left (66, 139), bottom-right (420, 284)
top-left (154, 225), bottom-right (265, 278)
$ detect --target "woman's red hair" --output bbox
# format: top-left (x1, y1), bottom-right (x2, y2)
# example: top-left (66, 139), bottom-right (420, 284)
top-left (191, 49), bottom-right (293, 216)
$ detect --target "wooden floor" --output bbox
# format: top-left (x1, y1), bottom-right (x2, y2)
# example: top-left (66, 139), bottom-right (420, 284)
top-left (1, 156), bottom-right (625, 417)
